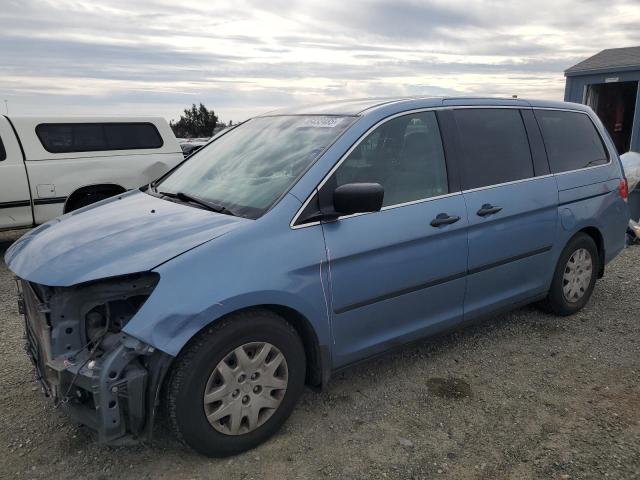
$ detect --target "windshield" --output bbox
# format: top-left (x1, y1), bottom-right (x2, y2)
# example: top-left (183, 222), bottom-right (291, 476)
top-left (156, 115), bottom-right (355, 218)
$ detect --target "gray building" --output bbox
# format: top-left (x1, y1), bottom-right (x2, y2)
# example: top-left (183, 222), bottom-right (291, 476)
top-left (565, 46), bottom-right (640, 220)
top-left (565, 46), bottom-right (640, 155)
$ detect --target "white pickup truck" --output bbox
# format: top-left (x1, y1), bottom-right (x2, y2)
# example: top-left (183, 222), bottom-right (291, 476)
top-left (0, 116), bottom-right (184, 231)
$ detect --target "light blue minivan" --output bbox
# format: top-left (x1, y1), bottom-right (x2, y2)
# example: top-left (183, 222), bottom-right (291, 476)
top-left (5, 97), bottom-right (630, 456)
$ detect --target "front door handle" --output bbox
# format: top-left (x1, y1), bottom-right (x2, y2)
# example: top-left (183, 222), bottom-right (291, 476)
top-left (477, 204), bottom-right (503, 217)
top-left (430, 213), bottom-right (461, 227)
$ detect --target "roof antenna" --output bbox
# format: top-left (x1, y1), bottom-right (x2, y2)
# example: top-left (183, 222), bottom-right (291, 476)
top-left (512, 95), bottom-right (518, 99)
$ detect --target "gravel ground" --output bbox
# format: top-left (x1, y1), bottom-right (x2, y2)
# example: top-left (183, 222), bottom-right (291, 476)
top-left (1, 229), bottom-right (639, 480)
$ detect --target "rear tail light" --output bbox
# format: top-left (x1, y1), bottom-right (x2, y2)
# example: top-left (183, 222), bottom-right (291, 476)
top-left (619, 178), bottom-right (629, 202)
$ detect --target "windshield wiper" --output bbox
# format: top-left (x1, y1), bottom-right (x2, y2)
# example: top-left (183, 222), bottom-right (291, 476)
top-left (157, 190), bottom-right (237, 216)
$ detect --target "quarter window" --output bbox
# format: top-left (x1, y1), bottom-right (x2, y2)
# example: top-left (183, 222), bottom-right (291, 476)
top-left (534, 110), bottom-right (609, 173)
top-left (36, 123), bottom-right (163, 153)
top-left (454, 109), bottom-right (534, 190)
top-left (0, 135), bottom-right (6, 161)
top-left (331, 111), bottom-right (449, 207)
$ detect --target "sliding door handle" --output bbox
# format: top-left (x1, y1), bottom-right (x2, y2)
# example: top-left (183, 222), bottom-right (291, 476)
top-left (430, 213), bottom-right (461, 227)
top-left (477, 204), bottom-right (502, 217)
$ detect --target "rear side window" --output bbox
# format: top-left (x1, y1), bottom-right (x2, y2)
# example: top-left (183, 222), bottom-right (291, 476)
top-left (0, 135), bottom-right (6, 161)
top-left (36, 123), bottom-right (163, 153)
top-left (534, 110), bottom-right (609, 173)
top-left (454, 109), bottom-right (534, 190)
top-left (104, 124), bottom-right (163, 150)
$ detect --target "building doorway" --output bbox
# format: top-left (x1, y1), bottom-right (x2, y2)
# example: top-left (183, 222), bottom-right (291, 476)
top-left (586, 81), bottom-right (638, 154)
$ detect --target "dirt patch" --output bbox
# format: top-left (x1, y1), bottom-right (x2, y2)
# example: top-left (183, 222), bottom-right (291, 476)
top-left (426, 377), bottom-right (472, 399)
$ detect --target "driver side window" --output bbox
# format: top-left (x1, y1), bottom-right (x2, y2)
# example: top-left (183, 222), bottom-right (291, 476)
top-left (332, 111), bottom-right (448, 207)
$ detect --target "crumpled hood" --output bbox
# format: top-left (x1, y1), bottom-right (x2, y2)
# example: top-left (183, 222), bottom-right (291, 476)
top-left (5, 190), bottom-right (247, 286)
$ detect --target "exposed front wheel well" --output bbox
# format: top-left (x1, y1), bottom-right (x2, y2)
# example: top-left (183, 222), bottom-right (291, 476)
top-left (578, 227), bottom-right (605, 278)
top-left (64, 184), bottom-right (126, 213)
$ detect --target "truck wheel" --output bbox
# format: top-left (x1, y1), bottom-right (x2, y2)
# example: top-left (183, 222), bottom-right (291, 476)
top-left (542, 233), bottom-right (599, 316)
top-left (165, 309), bottom-right (306, 457)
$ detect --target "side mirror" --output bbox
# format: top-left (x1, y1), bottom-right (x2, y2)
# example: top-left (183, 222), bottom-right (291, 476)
top-left (333, 182), bottom-right (384, 216)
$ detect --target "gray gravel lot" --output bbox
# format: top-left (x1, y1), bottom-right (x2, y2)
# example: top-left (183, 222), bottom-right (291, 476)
top-left (1, 228), bottom-right (639, 480)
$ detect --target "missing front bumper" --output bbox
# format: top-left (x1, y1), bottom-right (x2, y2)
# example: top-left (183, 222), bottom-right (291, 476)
top-left (19, 278), bottom-right (173, 445)
top-left (32, 330), bottom-right (172, 444)
top-left (60, 336), bottom-right (170, 443)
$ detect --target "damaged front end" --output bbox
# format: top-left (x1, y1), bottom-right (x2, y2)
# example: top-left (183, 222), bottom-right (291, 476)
top-left (18, 272), bottom-right (172, 444)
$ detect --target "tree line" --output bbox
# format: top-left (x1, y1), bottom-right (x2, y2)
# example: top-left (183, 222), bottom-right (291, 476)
top-left (170, 103), bottom-right (234, 138)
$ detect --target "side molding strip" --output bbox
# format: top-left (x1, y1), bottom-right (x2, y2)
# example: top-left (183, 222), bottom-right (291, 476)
top-left (334, 271), bottom-right (467, 314)
top-left (0, 200), bottom-right (31, 210)
top-left (467, 245), bottom-right (552, 275)
top-left (334, 245), bottom-right (553, 314)
top-left (33, 197), bottom-right (67, 206)
top-left (558, 190), bottom-right (610, 207)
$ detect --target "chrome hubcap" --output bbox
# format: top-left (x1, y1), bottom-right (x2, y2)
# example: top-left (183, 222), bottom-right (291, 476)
top-left (203, 342), bottom-right (288, 435)
top-left (562, 248), bottom-right (593, 303)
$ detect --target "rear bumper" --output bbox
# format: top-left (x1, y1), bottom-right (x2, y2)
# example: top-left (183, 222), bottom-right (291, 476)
top-left (19, 279), bottom-right (172, 444)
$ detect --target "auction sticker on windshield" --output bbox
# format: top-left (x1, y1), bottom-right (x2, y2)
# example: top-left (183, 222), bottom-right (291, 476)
top-left (297, 117), bottom-right (344, 128)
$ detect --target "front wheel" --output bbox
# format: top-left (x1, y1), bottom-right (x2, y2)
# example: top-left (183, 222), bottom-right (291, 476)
top-left (542, 233), bottom-right (600, 316)
top-left (165, 309), bottom-right (306, 457)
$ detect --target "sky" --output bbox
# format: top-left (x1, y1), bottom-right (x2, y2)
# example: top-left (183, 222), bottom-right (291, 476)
top-left (1, 0), bottom-right (640, 123)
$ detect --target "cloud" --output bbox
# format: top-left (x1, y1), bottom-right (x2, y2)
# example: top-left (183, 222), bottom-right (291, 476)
top-left (0, 0), bottom-right (639, 121)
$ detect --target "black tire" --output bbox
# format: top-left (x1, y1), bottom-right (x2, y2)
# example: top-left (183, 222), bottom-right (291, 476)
top-left (542, 233), bottom-right (600, 316)
top-left (165, 309), bottom-right (306, 457)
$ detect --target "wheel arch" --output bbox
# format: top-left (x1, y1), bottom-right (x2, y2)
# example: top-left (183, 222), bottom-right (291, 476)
top-left (174, 304), bottom-right (329, 390)
top-left (64, 183), bottom-right (127, 213)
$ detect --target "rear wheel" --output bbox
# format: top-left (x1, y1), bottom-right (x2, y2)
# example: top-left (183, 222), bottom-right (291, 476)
top-left (542, 233), bottom-right (599, 316)
top-left (165, 309), bottom-right (306, 457)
